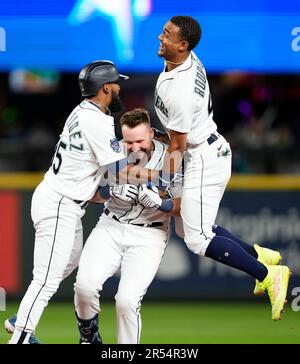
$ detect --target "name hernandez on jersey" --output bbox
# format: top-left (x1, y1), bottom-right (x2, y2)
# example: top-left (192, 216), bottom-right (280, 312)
top-left (44, 100), bottom-right (125, 201)
top-left (154, 51), bottom-right (217, 145)
top-left (105, 139), bottom-right (183, 229)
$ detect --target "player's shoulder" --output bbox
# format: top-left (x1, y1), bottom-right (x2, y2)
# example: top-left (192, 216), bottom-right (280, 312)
top-left (151, 139), bottom-right (168, 164)
top-left (77, 101), bottom-right (114, 130)
top-left (179, 52), bottom-right (206, 76)
top-left (191, 51), bottom-right (205, 68)
top-left (153, 138), bottom-right (168, 152)
top-left (77, 100), bottom-right (102, 117)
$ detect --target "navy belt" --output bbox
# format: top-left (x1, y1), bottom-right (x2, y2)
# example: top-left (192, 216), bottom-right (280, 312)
top-left (186, 133), bottom-right (219, 149)
top-left (104, 208), bottom-right (163, 228)
top-left (74, 200), bottom-right (88, 209)
top-left (207, 133), bottom-right (219, 145)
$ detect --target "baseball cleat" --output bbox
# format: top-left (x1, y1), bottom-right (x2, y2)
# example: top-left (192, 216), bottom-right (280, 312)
top-left (253, 244), bottom-right (282, 296)
top-left (260, 265), bottom-right (291, 321)
top-left (4, 314), bottom-right (41, 344)
top-left (4, 315), bottom-right (16, 334)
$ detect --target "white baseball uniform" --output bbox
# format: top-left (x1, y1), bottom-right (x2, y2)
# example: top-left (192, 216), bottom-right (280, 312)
top-left (154, 51), bottom-right (232, 256)
top-left (74, 139), bottom-right (182, 344)
top-left (11, 100), bottom-right (125, 344)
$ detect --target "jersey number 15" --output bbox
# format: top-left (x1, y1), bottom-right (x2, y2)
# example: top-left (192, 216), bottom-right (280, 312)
top-left (52, 141), bottom-right (67, 174)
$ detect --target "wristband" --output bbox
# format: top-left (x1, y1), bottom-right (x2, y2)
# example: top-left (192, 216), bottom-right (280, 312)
top-left (159, 199), bottom-right (173, 213)
top-left (98, 185), bottom-right (110, 199)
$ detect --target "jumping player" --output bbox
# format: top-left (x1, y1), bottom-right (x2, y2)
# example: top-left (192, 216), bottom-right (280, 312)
top-left (143, 15), bottom-right (290, 320)
top-left (6, 60), bottom-right (139, 344)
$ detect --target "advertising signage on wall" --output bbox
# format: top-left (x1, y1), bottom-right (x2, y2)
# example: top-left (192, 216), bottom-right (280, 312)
top-left (0, 192), bottom-right (20, 294)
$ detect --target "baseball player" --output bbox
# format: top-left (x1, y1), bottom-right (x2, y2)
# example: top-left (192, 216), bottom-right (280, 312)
top-left (6, 60), bottom-right (140, 344)
top-left (143, 15), bottom-right (291, 321)
top-left (74, 108), bottom-right (182, 344)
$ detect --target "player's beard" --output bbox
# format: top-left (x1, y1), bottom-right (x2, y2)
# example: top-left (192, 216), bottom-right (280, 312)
top-left (109, 91), bottom-right (123, 114)
top-left (129, 150), bottom-right (149, 166)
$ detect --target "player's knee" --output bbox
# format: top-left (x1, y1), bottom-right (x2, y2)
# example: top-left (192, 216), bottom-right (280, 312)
top-left (74, 283), bottom-right (100, 319)
top-left (115, 293), bottom-right (139, 315)
top-left (184, 233), bottom-right (212, 256)
top-left (74, 280), bottom-right (100, 305)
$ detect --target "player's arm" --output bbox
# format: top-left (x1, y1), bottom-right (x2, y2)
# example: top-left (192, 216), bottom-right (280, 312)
top-left (158, 81), bottom-right (193, 180)
top-left (118, 131), bottom-right (186, 187)
top-left (92, 183), bottom-right (140, 205)
top-left (156, 190), bottom-right (181, 216)
top-left (90, 160), bottom-right (140, 205)
top-left (162, 130), bottom-right (187, 175)
top-left (90, 190), bottom-right (106, 204)
top-left (168, 197), bottom-right (181, 217)
top-left (138, 183), bottom-right (181, 216)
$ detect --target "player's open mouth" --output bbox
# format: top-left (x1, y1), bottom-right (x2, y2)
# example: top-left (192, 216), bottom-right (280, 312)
top-left (159, 43), bottom-right (165, 51)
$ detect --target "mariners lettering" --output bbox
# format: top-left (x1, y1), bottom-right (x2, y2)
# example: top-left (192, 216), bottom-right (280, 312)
top-left (155, 94), bottom-right (168, 117)
top-left (194, 65), bottom-right (206, 97)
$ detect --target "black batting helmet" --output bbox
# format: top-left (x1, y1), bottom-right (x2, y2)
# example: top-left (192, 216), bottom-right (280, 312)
top-left (78, 60), bottom-right (129, 97)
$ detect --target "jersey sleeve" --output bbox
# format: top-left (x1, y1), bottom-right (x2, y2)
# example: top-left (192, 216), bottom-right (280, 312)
top-left (82, 112), bottom-right (125, 166)
top-left (167, 76), bottom-right (197, 133)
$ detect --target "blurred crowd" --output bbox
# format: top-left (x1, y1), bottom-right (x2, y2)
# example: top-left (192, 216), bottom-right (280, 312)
top-left (0, 72), bottom-right (299, 173)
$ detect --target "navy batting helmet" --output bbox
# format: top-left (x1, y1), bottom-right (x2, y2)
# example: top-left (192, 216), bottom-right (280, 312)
top-left (78, 60), bottom-right (129, 97)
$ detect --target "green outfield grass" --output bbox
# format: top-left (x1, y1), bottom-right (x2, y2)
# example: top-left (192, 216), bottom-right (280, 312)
top-left (1, 301), bottom-right (299, 344)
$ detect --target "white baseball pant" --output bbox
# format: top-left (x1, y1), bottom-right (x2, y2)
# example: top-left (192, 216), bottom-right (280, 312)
top-left (181, 134), bottom-right (232, 256)
top-left (74, 214), bottom-right (168, 344)
top-left (10, 180), bottom-right (85, 344)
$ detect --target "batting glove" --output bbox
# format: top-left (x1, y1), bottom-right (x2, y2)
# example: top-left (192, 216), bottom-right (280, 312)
top-left (138, 183), bottom-right (173, 212)
top-left (109, 184), bottom-right (139, 204)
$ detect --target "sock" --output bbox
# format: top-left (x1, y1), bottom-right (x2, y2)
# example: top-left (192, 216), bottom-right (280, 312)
top-left (205, 235), bottom-right (268, 282)
top-left (213, 225), bottom-right (258, 258)
top-left (75, 312), bottom-right (102, 344)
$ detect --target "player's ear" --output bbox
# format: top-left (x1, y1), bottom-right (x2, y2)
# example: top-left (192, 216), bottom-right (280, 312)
top-left (150, 127), bottom-right (155, 140)
top-left (179, 40), bottom-right (189, 52)
top-left (103, 83), bottom-right (110, 94)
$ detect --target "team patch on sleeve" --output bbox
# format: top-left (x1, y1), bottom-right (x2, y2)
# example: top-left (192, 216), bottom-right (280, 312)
top-left (110, 137), bottom-right (122, 153)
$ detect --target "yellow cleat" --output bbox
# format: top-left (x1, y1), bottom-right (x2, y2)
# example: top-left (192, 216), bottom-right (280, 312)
top-left (253, 244), bottom-right (282, 296)
top-left (260, 265), bottom-right (291, 321)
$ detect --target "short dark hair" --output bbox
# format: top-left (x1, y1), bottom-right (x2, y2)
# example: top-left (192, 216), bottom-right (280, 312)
top-left (120, 108), bottom-right (151, 129)
top-left (170, 15), bottom-right (201, 51)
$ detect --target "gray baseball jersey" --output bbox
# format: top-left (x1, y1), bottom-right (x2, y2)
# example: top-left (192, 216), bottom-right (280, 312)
top-left (105, 139), bottom-right (183, 229)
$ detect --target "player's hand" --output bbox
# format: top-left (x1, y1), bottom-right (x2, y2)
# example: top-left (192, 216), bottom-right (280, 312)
top-left (138, 183), bottom-right (162, 209)
top-left (109, 184), bottom-right (139, 204)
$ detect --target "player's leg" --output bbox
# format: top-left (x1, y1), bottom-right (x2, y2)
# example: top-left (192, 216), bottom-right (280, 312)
top-left (10, 182), bottom-right (84, 344)
top-left (62, 218), bottom-right (84, 279)
top-left (211, 224), bottom-right (282, 295)
top-left (212, 225), bottom-right (257, 257)
top-left (6, 208), bottom-right (84, 344)
top-left (182, 139), bottom-right (290, 319)
top-left (74, 216), bottom-right (123, 344)
top-left (212, 225), bottom-right (281, 267)
top-left (182, 140), bottom-right (268, 279)
top-left (115, 225), bottom-right (167, 344)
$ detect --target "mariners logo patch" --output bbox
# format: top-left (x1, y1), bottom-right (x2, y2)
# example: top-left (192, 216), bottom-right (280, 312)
top-left (110, 137), bottom-right (121, 153)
